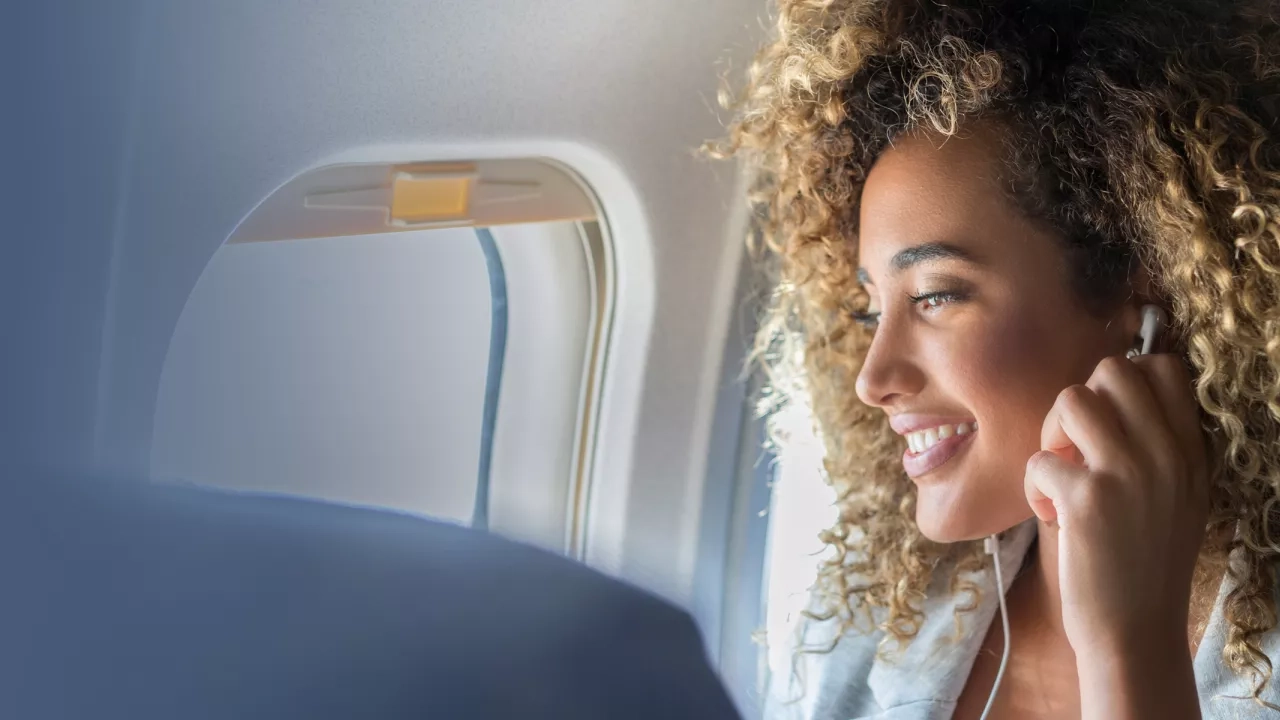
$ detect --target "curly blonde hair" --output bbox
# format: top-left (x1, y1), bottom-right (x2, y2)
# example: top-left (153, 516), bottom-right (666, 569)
top-left (709, 0), bottom-right (1280, 700)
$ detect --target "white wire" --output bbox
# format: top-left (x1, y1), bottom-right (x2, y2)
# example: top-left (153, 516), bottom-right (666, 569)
top-left (979, 534), bottom-right (1011, 720)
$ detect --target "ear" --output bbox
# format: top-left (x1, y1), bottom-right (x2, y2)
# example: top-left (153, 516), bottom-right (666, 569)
top-left (1112, 264), bottom-right (1167, 354)
top-left (1112, 298), bottom-right (1145, 355)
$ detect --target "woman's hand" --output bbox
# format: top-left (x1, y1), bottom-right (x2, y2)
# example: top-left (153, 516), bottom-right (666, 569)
top-left (1024, 353), bottom-right (1209, 718)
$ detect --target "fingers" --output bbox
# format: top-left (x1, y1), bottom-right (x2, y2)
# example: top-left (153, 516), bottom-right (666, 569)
top-left (1129, 355), bottom-right (1204, 459)
top-left (1024, 449), bottom-right (1091, 527)
top-left (1085, 356), bottom-right (1180, 477)
top-left (1042, 354), bottom-right (1204, 487)
top-left (1130, 354), bottom-right (1208, 495)
top-left (1040, 383), bottom-right (1129, 469)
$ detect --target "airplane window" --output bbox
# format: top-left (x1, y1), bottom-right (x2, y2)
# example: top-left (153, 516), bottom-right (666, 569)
top-left (152, 219), bottom-right (600, 552)
top-left (759, 400), bottom-right (836, 692)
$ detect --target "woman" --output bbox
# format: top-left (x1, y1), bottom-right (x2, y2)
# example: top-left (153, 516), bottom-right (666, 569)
top-left (712, 0), bottom-right (1280, 717)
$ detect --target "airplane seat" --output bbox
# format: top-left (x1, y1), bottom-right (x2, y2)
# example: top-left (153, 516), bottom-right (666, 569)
top-left (0, 465), bottom-right (741, 720)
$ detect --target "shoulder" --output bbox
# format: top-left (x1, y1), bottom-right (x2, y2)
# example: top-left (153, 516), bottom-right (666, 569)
top-left (1197, 554), bottom-right (1280, 718)
top-left (763, 606), bottom-right (885, 720)
top-left (759, 528), bottom-right (1028, 720)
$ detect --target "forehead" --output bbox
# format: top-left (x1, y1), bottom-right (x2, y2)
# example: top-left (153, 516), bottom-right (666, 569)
top-left (857, 129), bottom-right (1020, 274)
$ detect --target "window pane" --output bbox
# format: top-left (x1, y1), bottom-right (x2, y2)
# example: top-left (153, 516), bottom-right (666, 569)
top-left (152, 227), bottom-right (492, 523)
top-left (761, 403), bottom-right (837, 683)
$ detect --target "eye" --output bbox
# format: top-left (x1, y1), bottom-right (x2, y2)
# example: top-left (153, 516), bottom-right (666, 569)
top-left (908, 289), bottom-right (967, 312)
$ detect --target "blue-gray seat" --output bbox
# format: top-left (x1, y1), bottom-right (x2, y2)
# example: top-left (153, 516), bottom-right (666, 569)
top-left (0, 467), bottom-right (741, 720)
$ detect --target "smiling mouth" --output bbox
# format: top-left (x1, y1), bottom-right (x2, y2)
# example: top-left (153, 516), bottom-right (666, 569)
top-left (903, 421), bottom-right (976, 454)
top-left (901, 421), bottom-right (978, 479)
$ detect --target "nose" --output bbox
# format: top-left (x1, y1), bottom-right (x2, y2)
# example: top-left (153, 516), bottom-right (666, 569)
top-left (854, 317), bottom-right (925, 409)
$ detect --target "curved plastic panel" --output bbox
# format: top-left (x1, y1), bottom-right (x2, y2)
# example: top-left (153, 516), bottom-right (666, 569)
top-left (228, 159), bottom-right (598, 244)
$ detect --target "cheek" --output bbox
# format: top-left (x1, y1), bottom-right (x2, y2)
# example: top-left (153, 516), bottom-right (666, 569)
top-left (944, 310), bottom-right (1052, 403)
top-left (932, 309), bottom-right (1077, 455)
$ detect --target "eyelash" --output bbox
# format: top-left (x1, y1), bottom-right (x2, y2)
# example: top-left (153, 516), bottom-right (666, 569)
top-left (908, 289), bottom-right (966, 309)
top-left (851, 289), bottom-right (967, 329)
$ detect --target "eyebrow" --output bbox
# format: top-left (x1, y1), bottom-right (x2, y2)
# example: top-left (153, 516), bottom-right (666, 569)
top-left (857, 241), bottom-right (981, 285)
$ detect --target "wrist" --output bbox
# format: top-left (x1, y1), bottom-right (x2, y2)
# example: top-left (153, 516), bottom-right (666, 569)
top-left (1078, 619), bottom-right (1186, 660)
top-left (1075, 634), bottom-right (1200, 720)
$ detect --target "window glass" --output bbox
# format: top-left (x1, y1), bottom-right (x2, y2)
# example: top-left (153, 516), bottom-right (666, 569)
top-left (152, 217), bottom-right (600, 552)
top-left (152, 227), bottom-right (494, 523)
top-left (760, 401), bottom-right (837, 685)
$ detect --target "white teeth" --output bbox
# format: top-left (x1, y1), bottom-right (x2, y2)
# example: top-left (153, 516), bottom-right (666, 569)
top-left (923, 428), bottom-right (939, 449)
top-left (905, 422), bottom-right (976, 453)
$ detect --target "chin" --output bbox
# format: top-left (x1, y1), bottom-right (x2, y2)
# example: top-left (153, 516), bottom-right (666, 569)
top-left (914, 509), bottom-right (982, 544)
top-left (913, 484), bottom-right (1026, 544)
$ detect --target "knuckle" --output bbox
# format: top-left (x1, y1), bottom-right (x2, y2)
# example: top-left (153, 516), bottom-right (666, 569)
top-left (1025, 451), bottom-right (1051, 474)
top-left (1097, 354), bottom-right (1131, 376)
top-left (1056, 384), bottom-right (1091, 411)
top-left (1093, 355), bottom-right (1136, 385)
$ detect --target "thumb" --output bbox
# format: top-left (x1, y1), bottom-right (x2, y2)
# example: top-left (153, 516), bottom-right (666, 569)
top-left (1024, 449), bottom-right (1087, 527)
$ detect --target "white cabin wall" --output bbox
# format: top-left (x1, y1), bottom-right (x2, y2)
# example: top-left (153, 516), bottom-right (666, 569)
top-left (42, 0), bottom-right (767, 609)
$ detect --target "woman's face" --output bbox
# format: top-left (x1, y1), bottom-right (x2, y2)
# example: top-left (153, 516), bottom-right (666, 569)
top-left (855, 128), bottom-right (1131, 543)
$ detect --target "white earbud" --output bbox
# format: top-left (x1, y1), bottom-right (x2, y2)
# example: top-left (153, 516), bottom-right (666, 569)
top-left (1137, 304), bottom-right (1168, 356)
